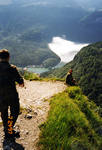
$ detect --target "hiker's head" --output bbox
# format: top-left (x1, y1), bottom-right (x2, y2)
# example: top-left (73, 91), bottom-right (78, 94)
top-left (0, 49), bottom-right (10, 62)
top-left (69, 69), bottom-right (73, 74)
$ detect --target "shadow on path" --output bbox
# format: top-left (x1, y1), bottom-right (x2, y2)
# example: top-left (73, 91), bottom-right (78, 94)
top-left (3, 138), bottom-right (25, 150)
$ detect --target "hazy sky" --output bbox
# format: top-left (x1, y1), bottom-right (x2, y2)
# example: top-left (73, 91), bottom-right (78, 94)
top-left (0, 0), bottom-right (101, 10)
top-left (75, 0), bottom-right (102, 9)
top-left (0, 0), bottom-right (12, 5)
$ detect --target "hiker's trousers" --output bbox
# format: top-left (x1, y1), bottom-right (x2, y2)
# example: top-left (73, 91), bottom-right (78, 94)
top-left (1, 98), bottom-right (20, 134)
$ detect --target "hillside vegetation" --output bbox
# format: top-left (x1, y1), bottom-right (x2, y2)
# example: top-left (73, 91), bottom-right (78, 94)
top-left (0, 2), bottom-right (102, 67)
top-left (0, 5), bottom-right (62, 67)
top-left (41, 42), bottom-right (102, 107)
top-left (39, 86), bottom-right (102, 150)
top-left (0, 27), bottom-right (60, 67)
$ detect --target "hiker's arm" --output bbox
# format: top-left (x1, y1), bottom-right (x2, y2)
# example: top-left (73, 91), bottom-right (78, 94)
top-left (19, 82), bottom-right (24, 87)
top-left (12, 66), bottom-right (24, 86)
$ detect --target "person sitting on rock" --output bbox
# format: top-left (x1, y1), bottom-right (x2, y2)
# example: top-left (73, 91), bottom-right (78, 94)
top-left (66, 69), bottom-right (76, 86)
top-left (0, 49), bottom-right (24, 140)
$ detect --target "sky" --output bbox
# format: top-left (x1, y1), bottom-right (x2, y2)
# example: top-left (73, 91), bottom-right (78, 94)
top-left (0, 0), bottom-right (101, 10)
top-left (0, 0), bottom-right (12, 5)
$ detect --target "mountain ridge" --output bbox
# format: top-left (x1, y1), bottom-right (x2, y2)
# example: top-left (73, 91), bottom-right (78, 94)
top-left (0, 1), bottom-right (102, 67)
top-left (41, 41), bottom-right (102, 106)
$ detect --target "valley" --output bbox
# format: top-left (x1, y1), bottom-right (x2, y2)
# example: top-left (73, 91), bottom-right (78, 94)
top-left (0, 1), bottom-right (102, 68)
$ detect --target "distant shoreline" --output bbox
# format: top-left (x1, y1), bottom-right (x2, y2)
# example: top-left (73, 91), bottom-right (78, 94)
top-left (19, 37), bottom-right (88, 74)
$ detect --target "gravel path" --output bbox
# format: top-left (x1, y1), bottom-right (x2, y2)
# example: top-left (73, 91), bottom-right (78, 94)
top-left (18, 80), bottom-right (66, 109)
top-left (0, 80), bottom-right (66, 150)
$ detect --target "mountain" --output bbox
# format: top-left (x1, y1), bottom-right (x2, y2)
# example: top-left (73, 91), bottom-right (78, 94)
top-left (0, 0), bottom-right (102, 43)
top-left (0, 0), bottom-right (102, 67)
top-left (0, 2), bottom-right (86, 67)
top-left (0, 4), bottom-right (62, 67)
top-left (41, 42), bottom-right (102, 106)
top-left (79, 10), bottom-right (102, 42)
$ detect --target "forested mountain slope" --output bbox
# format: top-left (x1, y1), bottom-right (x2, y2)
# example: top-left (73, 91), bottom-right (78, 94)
top-left (41, 42), bottom-right (102, 106)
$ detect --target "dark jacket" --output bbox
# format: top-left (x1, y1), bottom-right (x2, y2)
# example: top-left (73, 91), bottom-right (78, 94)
top-left (66, 72), bottom-right (75, 86)
top-left (0, 61), bottom-right (24, 109)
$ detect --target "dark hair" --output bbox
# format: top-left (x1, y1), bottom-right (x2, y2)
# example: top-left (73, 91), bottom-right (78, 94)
top-left (0, 49), bottom-right (10, 59)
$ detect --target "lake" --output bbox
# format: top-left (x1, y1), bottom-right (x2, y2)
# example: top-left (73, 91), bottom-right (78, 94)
top-left (26, 67), bottom-right (49, 74)
top-left (26, 37), bottom-right (88, 74)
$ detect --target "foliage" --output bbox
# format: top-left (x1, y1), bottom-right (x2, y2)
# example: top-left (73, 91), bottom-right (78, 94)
top-left (19, 69), bottom-right (64, 82)
top-left (0, 34), bottom-right (60, 67)
top-left (42, 58), bottom-right (60, 68)
top-left (39, 86), bottom-right (102, 150)
top-left (23, 71), bottom-right (41, 81)
top-left (19, 70), bottom-right (41, 81)
top-left (41, 42), bottom-right (102, 106)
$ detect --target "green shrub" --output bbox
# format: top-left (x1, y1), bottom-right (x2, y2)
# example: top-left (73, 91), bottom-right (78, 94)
top-left (23, 71), bottom-right (41, 81)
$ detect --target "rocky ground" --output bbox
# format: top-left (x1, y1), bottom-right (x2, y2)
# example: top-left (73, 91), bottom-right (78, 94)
top-left (0, 80), bottom-right (66, 150)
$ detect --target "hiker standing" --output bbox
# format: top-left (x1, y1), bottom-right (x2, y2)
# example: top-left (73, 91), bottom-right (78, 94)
top-left (0, 49), bottom-right (24, 140)
top-left (66, 69), bottom-right (76, 86)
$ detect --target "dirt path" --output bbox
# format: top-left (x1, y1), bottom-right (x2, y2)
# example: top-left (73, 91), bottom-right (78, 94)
top-left (0, 80), bottom-right (66, 150)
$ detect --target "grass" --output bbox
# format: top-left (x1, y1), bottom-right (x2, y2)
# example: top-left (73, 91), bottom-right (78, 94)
top-left (20, 70), bottom-right (64, 82)
top-left (38, 86), bottom-right (102, 150)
